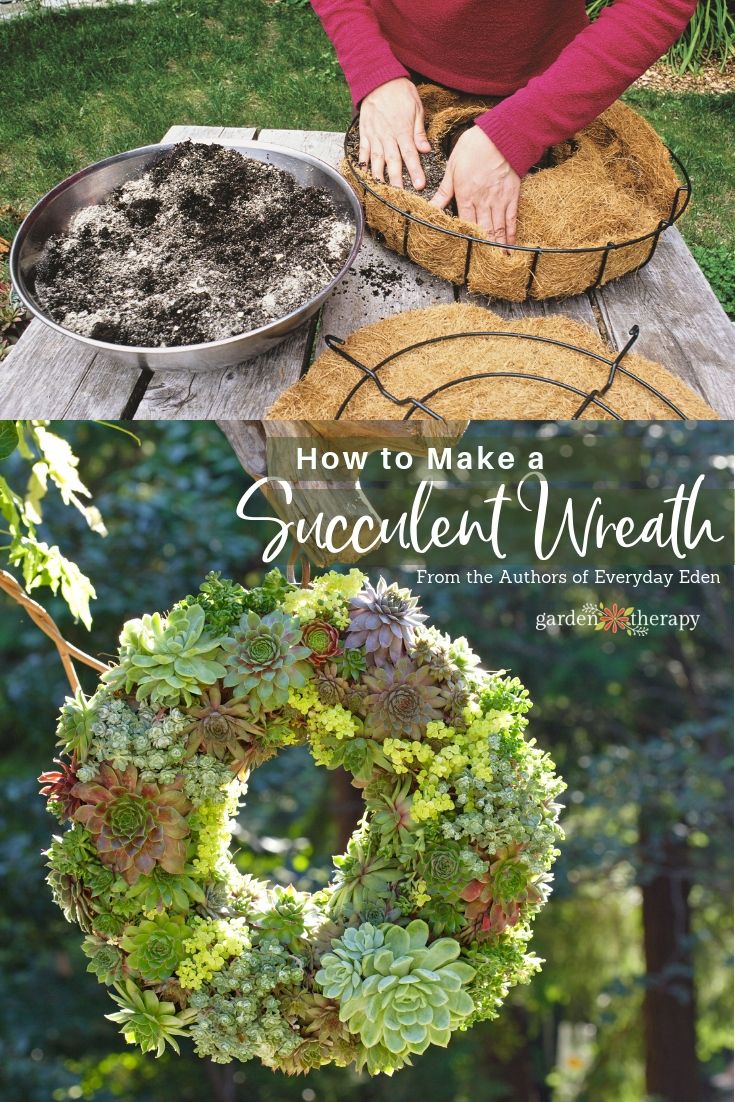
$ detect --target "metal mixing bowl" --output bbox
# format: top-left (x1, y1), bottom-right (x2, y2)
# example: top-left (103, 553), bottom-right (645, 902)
top-left (10, 141), bottom-right (364, 372)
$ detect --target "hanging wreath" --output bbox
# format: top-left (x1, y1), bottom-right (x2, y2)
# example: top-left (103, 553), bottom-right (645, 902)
top-left (40, 569), bottom-right (564, 1076)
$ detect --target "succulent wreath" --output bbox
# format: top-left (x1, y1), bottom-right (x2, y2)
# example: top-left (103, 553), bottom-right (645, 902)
top-left (39, 569), bottom-right (564, 1076)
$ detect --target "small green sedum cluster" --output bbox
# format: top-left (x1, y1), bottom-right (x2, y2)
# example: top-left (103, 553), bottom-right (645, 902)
top-left (40, 570), bottom-right (564, 1076)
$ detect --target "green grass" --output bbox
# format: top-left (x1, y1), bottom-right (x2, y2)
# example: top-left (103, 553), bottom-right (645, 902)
top-left (623, 87), bottom-right (735, 251)
top-left (0, 0), bottom-right (350, 237)
top-left (0, 0), bottom-right (733, 310)
top-left (624, 88), bottom-right (735, 315)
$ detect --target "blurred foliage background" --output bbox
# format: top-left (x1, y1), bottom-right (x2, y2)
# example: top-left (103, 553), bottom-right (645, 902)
top-left (0, 420), bottom-right (732, 1102)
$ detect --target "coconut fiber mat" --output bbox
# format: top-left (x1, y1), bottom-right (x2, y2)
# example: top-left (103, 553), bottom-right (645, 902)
top-left (342, 86), bottom-right (689, 301)
top-left (266, 305), bottom-right (717, 421)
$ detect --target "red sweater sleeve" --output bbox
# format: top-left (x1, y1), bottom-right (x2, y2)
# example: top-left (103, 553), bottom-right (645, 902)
top-left (477, 0), bottom-right (698, 177)
top-left (310, 0), bottom-right (409, 107)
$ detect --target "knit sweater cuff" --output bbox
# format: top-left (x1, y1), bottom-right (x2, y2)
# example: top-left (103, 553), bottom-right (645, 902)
top-left (348, 59), bottom-right (411, 110)
top-left (475, 108), bottom-right (545, 179)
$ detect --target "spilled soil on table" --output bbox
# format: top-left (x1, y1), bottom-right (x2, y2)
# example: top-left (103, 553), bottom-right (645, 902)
top-left (34, 142), bottom-right (354, 347)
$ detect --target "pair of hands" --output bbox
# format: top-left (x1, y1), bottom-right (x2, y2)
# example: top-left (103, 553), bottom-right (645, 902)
top-left (359, 78), bottom-right (520, 247)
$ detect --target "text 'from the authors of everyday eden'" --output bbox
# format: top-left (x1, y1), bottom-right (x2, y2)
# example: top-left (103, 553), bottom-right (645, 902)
top-left (412, 568), bottom-right (721, 588)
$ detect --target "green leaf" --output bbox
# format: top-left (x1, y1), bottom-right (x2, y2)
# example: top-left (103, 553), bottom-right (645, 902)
top-left (25, 461), bottom-right (48, 525)
top-left (0, 423), bottom-right (109, 628)
top-left (0, 421), bottom-right (18, 461)
top-left (26, 425), bottom-right (108, 535)
top-left (9, 538), bottom-right (96, 629)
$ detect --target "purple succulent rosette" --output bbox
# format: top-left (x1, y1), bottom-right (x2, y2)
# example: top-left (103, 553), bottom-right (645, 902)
top-left (40, 569), bottom-right (564, 1075)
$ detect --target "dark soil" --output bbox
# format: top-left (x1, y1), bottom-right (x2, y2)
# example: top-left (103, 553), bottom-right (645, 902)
top-left (34, 142), bottom-right (354, 347)
top-left (346, 128), bottom-right (447, 195)
top-left (346, 123), bottom-right (576, 193)
top-left (358, 259), bottom-right (405, 298)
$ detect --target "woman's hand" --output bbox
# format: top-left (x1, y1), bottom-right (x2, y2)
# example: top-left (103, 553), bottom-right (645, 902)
top-left (359, 78), bottom-right (432, 190)
top-left (430, 126), bottom-right (520, 246)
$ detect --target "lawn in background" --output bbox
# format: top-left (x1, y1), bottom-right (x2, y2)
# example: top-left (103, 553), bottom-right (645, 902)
top-left (0, 0), bottom-right (733, 311)
top-left (0, 0), bottom-right (351, 240)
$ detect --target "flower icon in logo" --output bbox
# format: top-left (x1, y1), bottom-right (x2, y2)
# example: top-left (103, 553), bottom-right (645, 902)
top-left (595, 603), bottom-right (634, 634)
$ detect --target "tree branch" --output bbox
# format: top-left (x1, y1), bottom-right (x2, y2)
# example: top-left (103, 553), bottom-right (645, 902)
top-left (0, 569), bottom-right (108, 695)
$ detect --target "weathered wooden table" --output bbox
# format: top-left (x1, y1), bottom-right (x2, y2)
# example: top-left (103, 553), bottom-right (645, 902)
top-left (2, 123), bottom-right (734, 419)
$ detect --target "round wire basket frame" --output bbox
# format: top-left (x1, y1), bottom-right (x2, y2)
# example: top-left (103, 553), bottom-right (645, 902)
top-left (343, 119), bottom-right (692, 297)
top-left (323, 325), bottom-right (689, 422)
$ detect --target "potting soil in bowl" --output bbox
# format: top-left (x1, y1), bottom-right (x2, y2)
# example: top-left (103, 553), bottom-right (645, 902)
top-left (34, 141), bottom-right (354, 347)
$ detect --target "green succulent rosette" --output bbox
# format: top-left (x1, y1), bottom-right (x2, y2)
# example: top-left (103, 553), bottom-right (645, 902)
top-left (40, 570), bottom-right (564, 1076)
top-left (102, 605), bottom-right (227, 709)
top-left (301, 619), bottom-right (342, 664)
top-left (222, 609), bottom-right (312, 717)
top-left (82, 936), bottom-right (125, 984)
top-left (56, 689), bottom-right (97, 760)
top-left (333, 920), bottom-right (475, 1059)
top-left (106, 980), bottom-right (199, 1057)
top-left (121, 914), bottom-right (190, 981)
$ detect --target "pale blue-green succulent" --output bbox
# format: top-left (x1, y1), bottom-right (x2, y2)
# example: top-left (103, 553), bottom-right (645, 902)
top-left (315, 923), bottom-right (384, 1000)
top-left (315, 954), bottom-right (362, 1002)
top-left (102, 605), bottom-right (227, 708)
top-left (334, 922), bottom-right (385, 962)
top-left (338, 920), bottom-right (475, 1059)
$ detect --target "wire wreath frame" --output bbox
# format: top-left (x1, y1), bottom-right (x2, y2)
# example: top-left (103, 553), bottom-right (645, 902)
top-left (343, 119), bottom-right (692, 298)
top-left (323, 325), bottom-right (689, 423)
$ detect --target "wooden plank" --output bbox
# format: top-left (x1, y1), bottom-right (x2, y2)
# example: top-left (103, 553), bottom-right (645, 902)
top-left (161, 126), bottom-right (258, 145)
top-left (256, 130), bottom-right (457, 359)
top-left (216, 420), bottom-right (268, 479)
top-left (258, 129), bottom-right (344, 159)
top-left (594, 227), bottom-right (735, 418)
top-left (135, 321), bottom-right (315, 419)
top-left (318, 234), bottom-right (457, 356)
top-left (218, 127), bottom-right (258, 144)
top-left (161, 125), bottom-right (226, 143)
top-left (0, 321), bottom-right (140, 417)
top-left (133, 125), bottom-right (319, 419)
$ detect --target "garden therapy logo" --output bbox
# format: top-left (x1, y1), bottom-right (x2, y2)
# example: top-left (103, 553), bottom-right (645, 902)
top-left (591, 602), bottom-right (645, 637)
top-left (536, 600), bottom-right (701, 637)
